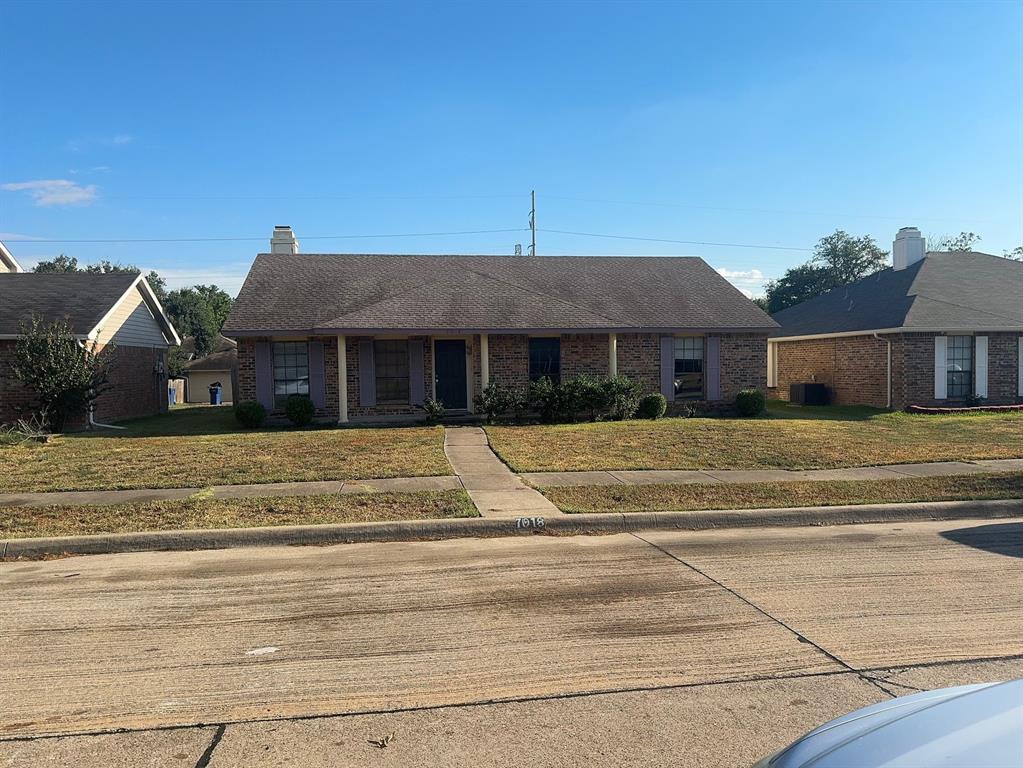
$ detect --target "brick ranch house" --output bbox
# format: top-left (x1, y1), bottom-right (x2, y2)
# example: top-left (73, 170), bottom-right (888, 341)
top-left (0, 258), bottom-right (180, 428)
top-left (768, 227), bottom-right (1023, 410)
top-left (222, 226), bottom-right (776, 423)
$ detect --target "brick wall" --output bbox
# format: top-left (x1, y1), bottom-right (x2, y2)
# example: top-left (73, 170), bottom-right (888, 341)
top-left (1, 340), bottom-right (167, 429)
top-left (718, 333), bottom-right (768, 402)
top-left (775, 331), bottom-right (1022, 410)
top-left (773, 335), bottom-right (890, 408)
top-left (893, 332), bottom-right (1021, 408)
top-left (617, 333), bottom-right (660, 395)
top-left (0, 340), bottom-right (35, 425)
top-left (561, 334), bottom-right (610, 379)
top-left (487, 334), bottom-right (530, 391)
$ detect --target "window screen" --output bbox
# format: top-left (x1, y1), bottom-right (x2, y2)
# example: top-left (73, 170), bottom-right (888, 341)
top-left (374, 340), bottom-right (410, 403)
top-left (946, 336), bottom-right (973, 399)
top-left (528, 338), bottom-right (561, 383)
top-left (273, 342), bottom-right (309, 406)
top-left (674, 337), bottom-right (704, 400)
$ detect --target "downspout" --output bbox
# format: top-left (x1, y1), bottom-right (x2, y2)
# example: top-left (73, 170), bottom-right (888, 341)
top-left (77, 339), bottom-right (126, 430)
top-left (873, 332), bottom-right (892, 410)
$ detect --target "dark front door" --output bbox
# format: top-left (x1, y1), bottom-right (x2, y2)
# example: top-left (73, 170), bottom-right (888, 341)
top-left (434, 340), bottom-right (467, 410)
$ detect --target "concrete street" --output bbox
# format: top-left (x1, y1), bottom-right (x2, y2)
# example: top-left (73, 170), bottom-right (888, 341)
top-left (2, 518), bottom-right (1022, 767)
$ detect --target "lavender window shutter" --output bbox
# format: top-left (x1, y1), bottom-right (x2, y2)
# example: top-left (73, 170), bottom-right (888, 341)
top-left (706, 337), bottom-right (721, 401)
top-left (659, 335), bottom-right (675, 402)
top-left (308, 341), bottom-right (325, 409)
top-left (408, 340), bottom-right (425, 405)
top-left (359, 340), bottom-right (376, 407)
top-left (255, 341), bottom-right (274, 410)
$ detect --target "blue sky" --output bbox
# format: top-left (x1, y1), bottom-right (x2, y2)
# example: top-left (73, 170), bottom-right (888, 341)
top-left (2, 0), bottom-right (1021, 297)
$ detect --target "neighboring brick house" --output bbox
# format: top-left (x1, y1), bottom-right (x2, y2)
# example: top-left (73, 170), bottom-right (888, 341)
top-left (222, 226), bottom-right (776, 423)
top-left (0, 268), bottom-right (180, 428)
top-left (768, 227), bottom-right (1023, 410)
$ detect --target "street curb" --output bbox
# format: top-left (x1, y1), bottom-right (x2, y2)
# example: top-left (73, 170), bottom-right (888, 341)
top-left (2, 498), bottom-right (1021, 559)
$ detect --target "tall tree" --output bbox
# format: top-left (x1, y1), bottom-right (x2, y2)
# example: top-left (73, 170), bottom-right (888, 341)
top-left (764, 230), bottom-right (888, 314)
top-left (931, 231), bottom-right (981, 252)
top-left (31, 256), bottom-right (166, 299)
top-left (164, 288), bottom-right (220, 357)
top-left (32, 254), bottom-right (80, 273)
top-left (191, 284), bottom-right (233, 329)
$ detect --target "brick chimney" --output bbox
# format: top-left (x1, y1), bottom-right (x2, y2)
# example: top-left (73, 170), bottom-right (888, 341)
top-left (270, 225), bottom-right (299, 255)
top-left (892, 227), bottom-right (925, 270)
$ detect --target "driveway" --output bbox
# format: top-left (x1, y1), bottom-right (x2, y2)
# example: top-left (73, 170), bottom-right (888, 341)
top-left (2, 518), bottom-right (1022, 767)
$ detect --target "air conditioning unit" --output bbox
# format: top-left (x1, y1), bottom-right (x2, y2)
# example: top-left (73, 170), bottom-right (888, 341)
top-left (789, 383), bottom-right (829, 406)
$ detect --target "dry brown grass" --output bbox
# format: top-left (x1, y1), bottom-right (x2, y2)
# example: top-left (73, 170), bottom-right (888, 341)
top-left (540, 472), bottom-right (1023, 513)
top-left (0, 407), bottom-right (450, 492)
top-left (0, 490), bottom-right (478, 539)
top-left (487, 402), bottom-right (1023, 472)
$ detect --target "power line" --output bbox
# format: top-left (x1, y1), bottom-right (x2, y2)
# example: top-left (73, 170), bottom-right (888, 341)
top-left (537, 228), bottom-right (813, 252)
top-left (12, 228), bottom-right (530, 245)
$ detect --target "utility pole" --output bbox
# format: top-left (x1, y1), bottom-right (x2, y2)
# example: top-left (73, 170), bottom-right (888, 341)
top-left (528, 190), bottom-right (536, 255)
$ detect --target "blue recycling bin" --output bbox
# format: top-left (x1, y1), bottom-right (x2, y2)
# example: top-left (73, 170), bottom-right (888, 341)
top-left (168, 386), bottom-right (176, 406)
top-left (209, 383), bottom-right (223, 406)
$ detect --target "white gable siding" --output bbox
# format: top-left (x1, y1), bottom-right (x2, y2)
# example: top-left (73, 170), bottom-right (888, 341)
top-left (94, 286), bottom-right (170, 348)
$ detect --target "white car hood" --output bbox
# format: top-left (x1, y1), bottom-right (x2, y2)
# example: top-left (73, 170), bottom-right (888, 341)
top-left (762, 679), bottom-right (1023, 767)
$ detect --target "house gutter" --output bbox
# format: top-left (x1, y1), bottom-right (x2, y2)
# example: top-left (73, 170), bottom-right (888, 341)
top-left (873, 332), bottom-right (892, 410)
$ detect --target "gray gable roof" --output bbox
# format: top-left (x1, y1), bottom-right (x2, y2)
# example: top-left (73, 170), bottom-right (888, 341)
top-left (223, 254), bottom-right (776, 335)
top-left (0, 272), bottom-right (140, 335)
top-left (771, 252), bottom-right (1023, 338)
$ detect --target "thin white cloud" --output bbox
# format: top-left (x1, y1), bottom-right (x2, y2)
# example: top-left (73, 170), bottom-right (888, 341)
top-left (67, 134), bottom-right (134, 151)
top-left (0, 232), bottom-right (47, 241)
top-left (1, 179), bottom-right (99, 207)
top-left (716, 266), bottom-right (767, 298)
top-left (158, 264), bottom-right (250, 296)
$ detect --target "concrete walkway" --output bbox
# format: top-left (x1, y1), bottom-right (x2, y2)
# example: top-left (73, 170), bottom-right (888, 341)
top-left (444, 426), bottom-right (562, 517)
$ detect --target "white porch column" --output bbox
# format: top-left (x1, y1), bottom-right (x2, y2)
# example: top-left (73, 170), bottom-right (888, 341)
top-left (337, 335), bottom-right (348, 423)
top-left (608, 333), bottom-right (618, 377)
top-left (480, 333), bottom-right (490, 388)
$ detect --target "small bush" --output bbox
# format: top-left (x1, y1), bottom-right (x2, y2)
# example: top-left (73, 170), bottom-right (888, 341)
top-left (527, 376), bottom-right (564, 423)
top-left (234, 400), bottom-right (267, 428)
top-left (964, 394), bottom-right (987, 408)
top-left (636, 393), bottom-right (667, 420)
top-left (285, 395), bottom-right (316, 427)
top-left (422, 397), bottom-right (446, 425)
top-left (479, 381), bottom-right (517, 424)
top-left (735, 388), bottom-right (766, 417)
top-left (602, 376), bottom-right (642, 421)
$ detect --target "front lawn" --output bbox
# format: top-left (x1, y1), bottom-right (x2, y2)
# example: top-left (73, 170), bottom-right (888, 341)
top-left (0, 406), bottom-right (450, 493)
top-left (0, 489), bottom-right (477, 539)
top-left (541, 472), bottom-right (1023, 513)
top-left (486, 401), bottom-right (1023, 472)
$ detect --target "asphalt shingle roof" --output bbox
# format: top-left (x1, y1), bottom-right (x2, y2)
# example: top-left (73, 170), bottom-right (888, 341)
top-left (0, 272), bottom-right (139, 335)
top-left (223, 254), bottom-right (776, 334)
top-left (770, 252), bottom-right (1023, 338)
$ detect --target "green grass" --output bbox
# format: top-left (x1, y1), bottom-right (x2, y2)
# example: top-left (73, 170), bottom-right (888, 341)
top-left (486, 400), bottom-right (1023, 473)
top-left (0, 489), bottom-right (478, 539)
top-left (540, 472), bottom-right (1023, 513)
top-left (0, 406), bottom-right (450, 493)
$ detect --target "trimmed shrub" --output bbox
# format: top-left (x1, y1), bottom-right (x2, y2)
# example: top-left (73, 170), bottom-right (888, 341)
top-left (234, 400), bottom-right (267, 428)
top-left (285, 395), bottom-right (315, 427)
top-left (422, 397), bottom-right (446, 425)
top-left (636, 393), bottom-right (667, 420)
top-left (602, 375), bottom-right (642, 421)
top-left (527, 376), bottom-right (563, 423)
top-left (479, 381), bottom-right (517, 424)
top-left (570, 375), bottom-right (610, 422)
top-left (735, 388), bottom-right (766, 417)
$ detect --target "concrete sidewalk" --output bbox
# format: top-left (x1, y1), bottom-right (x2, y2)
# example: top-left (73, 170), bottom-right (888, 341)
top-left (1, 448), bottom-right (1020, 510)
top-left (444, 427), bottom-right (562, 517)
top-left (520, 458), bottom-right (1023, 487)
